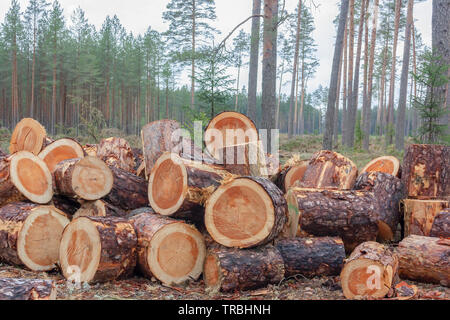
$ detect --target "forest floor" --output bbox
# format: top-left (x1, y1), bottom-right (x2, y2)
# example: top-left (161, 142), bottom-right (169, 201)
top-left (1, 128), bottom-right (448, 300)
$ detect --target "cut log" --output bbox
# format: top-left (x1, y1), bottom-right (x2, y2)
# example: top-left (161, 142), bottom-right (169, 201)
top-left (9, 118), bottom-right (49, 155)
top-left (96, 137), bottom-right (136, 173)
top-left (203, 245), bottom-right (285, 293)
top-left (103, 165), bottom-right (148, 210)
top-left (38, 138), bottom-right (84, 173)
top-left (53, 156), bottom-right (113, 200)
top-left (298, 150), bottom-right (358, 190)
top-left (50, 195), bottom-right (81, 215)
top-left (0, 151), bottom-right (53, 206)
top-left (0, 202), bottom-right (70, 271)
top-left (132, 147), bottom-right (144, 173)
top-left (401, 144), bottom-right (450, 199)
top-left (149, 152), bottom-right (233, 217)
top-left (0, 278), bottom-right (56, 300)
top-left (129, 212), bottom-right (205, 285)
top-left (205, 176), bottom-right (287, 248)
top-left (359, 156), bottom-right (401, 177)
top-left (59, 216), bottom-right (137, 283)
top-left (82, 144), bottom-right (97, 157)
top-left (136, 161), bottom-right (146, 179)
top-left (275, 237), bottom-right (345, 277)
top-left (403, 199), bottom-right (448, 237)
top-left (126, 207), bottom-right (155, 219)
top-left (273, 155), bottom-right (308, 192)
top-left (265, 153), bottom-right (281, 177)
top-left (73, 200), bottom-right (126, 219)
top-left (340, 241), bottom-right (399, 299)
top-left (396, 235), bottom-right (450, 287)
top-left (430, 209), bottom-right (450, 238)
top-left (204, 111), bottom-right (258, 160)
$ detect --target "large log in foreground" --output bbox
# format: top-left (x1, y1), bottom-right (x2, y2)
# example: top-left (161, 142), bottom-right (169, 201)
top-left (401, 144), bottom-right (450, 198)
top-left (396, 235), bottom-right (450, 287)
top-left (96, 137), bottom-right (136, 173)
top-left (203, 246), bottom-right (285, 293)
top-left (0, 202), bottom-right (70, 271)
top-left (149, 152), bottom-right (233, 217)
top-left (205, 176), bottom-right (287, 248)
top-left (53, 156), bottom-right (113, 200)
top-left (38, 138), bottom-right (84, 173)
top-left (130, 211), bottom-right (206, 286)
top-left (340, 242), bottom-right (399, 299)
top-left (59, 216), bottom-right (137, 283)
top-left (430, 209), bottom-right (450, 238)
top-left (298, 150), bottom-right (358, 190)
top-left (403, 199), bottom-right (448, 237)
top-left (9, 118), bottom-right (50, 155)
top-left (275, 237), bottom-right (345, 277)
top-left (0, 151), bottom-right (53, 206)
top-left (0, 278), bottom-right (56, 300)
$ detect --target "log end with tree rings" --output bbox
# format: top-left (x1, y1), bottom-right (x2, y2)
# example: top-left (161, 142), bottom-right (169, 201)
top-left (340, 241), bottom-right (399, 299)
top-left (10, 151), bottom-right (53, 204)
top-left (282, 162), bottom-right (308, 191)
top-left (204, 177), bottom-right (287, 248)
top-left (71, 156), bottom-right (113, 200)
top-left (359, 156), bottom-right (400, 177)
top-left (204, 111), bottom-right (258, 159)
top-left (38, 138), bottom-right (84, 173)
top-left (9, 118), bottom-right (47, 155)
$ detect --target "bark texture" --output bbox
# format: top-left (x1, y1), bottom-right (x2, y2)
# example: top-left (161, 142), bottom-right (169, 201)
top-left (51, 195), bottom-right (81, 215)
top-left (0, 278), bottom-right (56, 300)
top-left (0, 156), bottom-right (26, 206)
top-left (403, 199), bottom-right (448, 237)
top-left (430, 208), bottom-right (450, 238)
top-left (97, 137), bottom-right (136, 173)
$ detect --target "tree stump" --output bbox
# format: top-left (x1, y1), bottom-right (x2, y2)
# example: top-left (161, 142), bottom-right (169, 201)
top-left (396, 235), bottom-right (450, 287)
top-left (59, 216), bottom-right (137, 283)
top-left (96, 137), bottom-right (136, 173)
top-left (0, 202), bottom-right (70, 271)
top-left (53, 156), bottom-right (113, 200)
top-left (401, 144), bottom-right (450, 198)
top-left (9, 118), bottom-right (49, 155)
top-left (0, 151), bottom-right (53, 206)
top-left (340, 241), bottom-right (399, 299)
top-left (38, 138), bottom-right (84, 173)
top-left (205, 176), bottom-right (287, 248)
top-left (130, 212), bottom-right (206, 285)
top-left (403, 199), bottom-right (448, 236)
top-left (430, 208), bottom-right (450, 238)
top-left (275, 237), bottom-right (345, 277)
top-left (203, 245), bottom-right (285, 293)
top-left (73, 200), bottom-right (126, 219)
top-left (0, 278), bottom-right (56, 300)
top-left (359, 156), bottom-right (401, 177)
top-left (298, 150), bottom-right (358, 189)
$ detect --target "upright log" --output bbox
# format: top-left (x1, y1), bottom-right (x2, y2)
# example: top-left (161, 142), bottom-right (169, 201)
top-left (0, 202), bottom-right (70, 271)
top-left (59, 216), bottom-right (137, 283)
top-left (96, 137), bottom-right (136, 173)
top-left (0, 278), bottom-right (56, 300)
top-left (130, 211), bottom-right (206, 286)
top-left (203, 245), bottom-right (285, 293)
top-left (340, 241), bottom-right (399, 299)
top-left (53, 156), bottom-right (113, 201)
top-left (0, 151), bottom-right (53, 206)
top-left (38, 138), bottom-right (84, 173)
top-left (430, 208), bottom-right (450, 238)
top-left (275, 237), bottom-right (345, 277)
top-left (401, 144), bottom-right (450, 198)
top-left (396, 235), bottom-right (450, 287)
top-left (9, 118), bottom-right (49, 155)
top-left (298, 150), bottom-right (358, 190)
top-left (403, 199), bottom-right (448, 237)
top-left (205, 176), bottom-right (287, 248)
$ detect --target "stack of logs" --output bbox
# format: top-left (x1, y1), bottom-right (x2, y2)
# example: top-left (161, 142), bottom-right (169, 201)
top-left (0, 114), bottom-right (448, 300)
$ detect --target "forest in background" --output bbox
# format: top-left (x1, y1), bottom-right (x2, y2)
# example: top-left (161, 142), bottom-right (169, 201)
top-left (0, 0), bottom-right (448, 151)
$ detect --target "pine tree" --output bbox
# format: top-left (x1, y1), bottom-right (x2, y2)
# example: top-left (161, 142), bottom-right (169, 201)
top-left (231, 30), bottom-right (250, 112)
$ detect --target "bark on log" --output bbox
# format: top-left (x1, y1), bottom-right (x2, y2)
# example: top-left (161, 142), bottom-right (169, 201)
top-left (126, 207), bottom-right (155, 219)
top-left (273, 155), bottom-right (308, 192)
top-left (0, 151), bottom-right (53, 206)
top-left (401, 144), bottom-right (450, 199)
top-left (59, 216), bottom-right (137, 283)
top-left (205, 176), bottom-right (287, 248)
top-left (82, 144), bottom-right (97, 157)
top-left (149, 152), bottom-right (234, 217)
top-left (430, 208), bottom-right (450, 238)
top-left (50, 195), bottom-right (81, 215)
top-left (203, 245), bottom-right (285, 293)
top-left (396, 235), bottom-right (450, 287)
top-left (38, 138), bottom-right (84, 173)
top-left (53, 156), bottom-right (113, 200)
top-left (97, 137), bottom-right (136, 174)
top-left (403, 199), bottom-right (448, 237)
top-left (359, 156), bottom-right (401, 177)
top-left (9, 118), bottom-right (50, 155)
top-left (129, 212), bottom-right (206, 285)
top-left (102, 165), bottom-right (149, 211)
top-left (0, 202), bottom-right (70, 271)
top-left (275, 237), bottom-right (345, 277)
top-left (73, 200), bottom-right (127, 219)
top-left (298, 150), bottom-right (358, 189)
top-left (341, 241), bottom-right (399, 299)
top-left (132, 147), bottom-right (144, 173)
top-left (0, 278), bottom-right (56, 300)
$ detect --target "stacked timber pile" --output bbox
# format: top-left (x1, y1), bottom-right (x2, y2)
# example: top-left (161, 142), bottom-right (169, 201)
top-left (0, 115), bottom-right (448, 300)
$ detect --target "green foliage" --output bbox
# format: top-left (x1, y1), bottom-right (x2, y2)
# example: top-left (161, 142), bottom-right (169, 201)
top-left (181, 104), bottom-right (210, 145)
top-left (354, 110), bottom-right (363, 150)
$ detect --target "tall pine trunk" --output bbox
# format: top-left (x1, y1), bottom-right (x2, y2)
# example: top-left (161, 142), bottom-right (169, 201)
top-left (247, 0), bottom-right (261, 122)
top-left (341, 22), bottom-right (348, 145)
top-left (343, 0), bottom-right (354, 146)
top-left (191, 0), bottom-right (196, 110)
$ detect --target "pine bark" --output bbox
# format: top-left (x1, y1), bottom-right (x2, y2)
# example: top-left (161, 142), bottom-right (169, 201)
top-left (247, 0), bottom-right (262, 123)
top-left (430, 208), bottom-right (450, 238)
top-left (0, 278), bottom-right (56, 300)
top-left (403, 199), bottom-right (448, 237)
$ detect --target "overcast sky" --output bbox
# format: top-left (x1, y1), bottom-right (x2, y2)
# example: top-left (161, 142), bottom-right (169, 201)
top-left (0, 0), bottom-right (433, 95)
